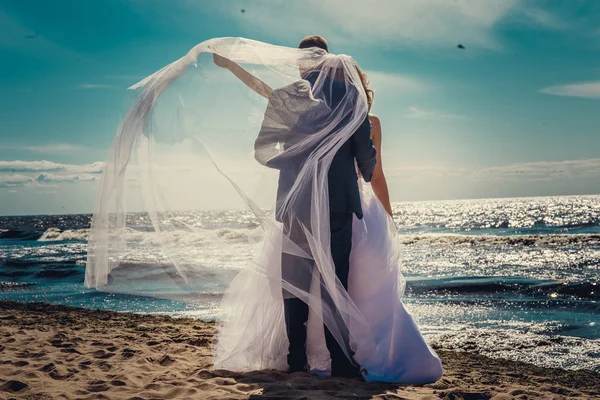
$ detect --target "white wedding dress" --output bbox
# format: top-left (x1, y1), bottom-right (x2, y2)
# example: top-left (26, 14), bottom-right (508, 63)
top-left (214, 181), bottom-right (443, 384)
top-left (84, 37), bottom-right (442, 384)
top-left (348, 186), bottom-right (442, 383)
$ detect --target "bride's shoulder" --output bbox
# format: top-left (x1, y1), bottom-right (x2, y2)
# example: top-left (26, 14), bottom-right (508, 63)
top-left (368, 113), bottom-right (380, 125)
top-left (368, 114), bottom-right (382, 135)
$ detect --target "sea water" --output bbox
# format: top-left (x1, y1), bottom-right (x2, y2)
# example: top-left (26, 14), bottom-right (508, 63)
top-left (1, 195), bottom-right (599, 371)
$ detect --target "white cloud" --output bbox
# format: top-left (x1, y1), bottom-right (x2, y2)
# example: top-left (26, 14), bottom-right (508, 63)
top-left (384, 158), bottom-right (600, 200)
top-left (0, 160), bottom-right (103, 174)
top-left (539, 80), bottom-right (600, 99)
top-left (515, 6), bottom-right (567, 30)
top-left (474, 159), bottom-right (600, 181)
top-left (0, 174), bottom-right (34, 188)
top-left (208, 0), bottom-right (564, 50)
top-left (311, 0), bottom-right (515, 49)
top-left (106, 74), bottom-right (146, 80)
top-left (405, 105), bottom-right (464, 119)
top-left (366, 72), bottom-right (425, 93)
top-left (0, 144), bottom-right (88, 154)
top-left (0, 171), bottom-right (99, 188)
top-left (76, 82), bottom-right (112, 90)
top-left (35, 173), bottom-right (98, 183)
top-left (388, 158), bottom-right (600, 182)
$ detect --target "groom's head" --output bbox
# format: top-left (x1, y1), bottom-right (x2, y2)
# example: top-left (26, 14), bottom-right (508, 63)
top-left (298, 36), bottom-right (328, 77)
top-left (298, 35), bottom-right (329, 52)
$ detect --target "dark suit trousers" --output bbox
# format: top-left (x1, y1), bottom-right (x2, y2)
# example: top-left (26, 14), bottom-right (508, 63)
top-left (282, 212), bottom-right (355, 371)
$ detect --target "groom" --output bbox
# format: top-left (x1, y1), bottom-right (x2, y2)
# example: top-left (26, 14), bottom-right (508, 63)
top-left (256, 35), bottom-right (377, 377)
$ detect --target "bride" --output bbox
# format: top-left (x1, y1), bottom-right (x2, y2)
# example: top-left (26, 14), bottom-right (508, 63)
top-left (84, 36), bottom-right (443, 384)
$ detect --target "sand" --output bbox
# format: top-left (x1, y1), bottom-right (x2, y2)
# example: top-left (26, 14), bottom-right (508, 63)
top-left (0, 301), bottom-right (599, 400)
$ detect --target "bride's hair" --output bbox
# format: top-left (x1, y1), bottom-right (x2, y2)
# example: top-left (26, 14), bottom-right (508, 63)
top-left (355, 64), bottom-right (374, 112)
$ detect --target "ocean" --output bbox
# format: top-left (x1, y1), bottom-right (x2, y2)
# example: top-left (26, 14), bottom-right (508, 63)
top-left (1, 195), bottom-right (599, 372)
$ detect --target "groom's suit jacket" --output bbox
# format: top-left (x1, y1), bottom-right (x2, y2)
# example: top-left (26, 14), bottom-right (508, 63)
top-left (255, 71), bottom-right (377, 221)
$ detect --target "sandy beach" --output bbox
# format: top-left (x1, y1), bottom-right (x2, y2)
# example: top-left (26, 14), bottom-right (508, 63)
top-left (0, 301), bottom-right (599, 400)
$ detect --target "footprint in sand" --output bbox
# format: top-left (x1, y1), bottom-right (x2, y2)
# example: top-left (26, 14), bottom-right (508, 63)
top-left (92, 349), bottom-right (115, 359)
top-left (187, 337), bottom-right (210, 346)
top-left (16, 350), bottom-right (45, 359)
top-left (158, 354), bottom-right (175, 366)
top-left (12, 361), bottom-right (29, 367)
top-left (94, 360), bottom-right (112, 372)
top-left (441, 391), bottom-right (491, 400)
top-left (61, 348), bottom-right (82, 355)
top-left (121, 348), bottom-right (137, 358)
top-left (49, 339), bottom-right (73, 348)
top-left (87, 379), bottom-right (111, 393)
top-left (39, 363), bottom-right (55, 373)
top-left (0, 380), bottom-right (28, 393)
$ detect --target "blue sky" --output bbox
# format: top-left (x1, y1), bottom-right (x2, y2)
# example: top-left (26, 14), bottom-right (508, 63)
top-left (0, 0), bottom-right (599, 215)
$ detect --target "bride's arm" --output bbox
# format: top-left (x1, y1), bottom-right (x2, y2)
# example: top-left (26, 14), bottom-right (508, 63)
top-left (213, 54), bottom-right (273, 99)
top-left (369, 114), bottom-right (393, 216)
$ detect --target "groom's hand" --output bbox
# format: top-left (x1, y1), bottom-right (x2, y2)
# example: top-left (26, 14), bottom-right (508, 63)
top-left (213, 53), bottom-right (231, 69)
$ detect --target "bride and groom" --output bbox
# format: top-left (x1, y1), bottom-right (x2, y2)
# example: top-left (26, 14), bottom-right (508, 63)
top-left (213, 36), bottom-right (443, 383)
top-left (84, 34), bottom-right (441, 383)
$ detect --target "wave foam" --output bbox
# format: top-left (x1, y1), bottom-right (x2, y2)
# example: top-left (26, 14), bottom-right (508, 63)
top-left (38, 228), bottom-right (90, 242)
top-left (400, 233), bottom-right (600, 247)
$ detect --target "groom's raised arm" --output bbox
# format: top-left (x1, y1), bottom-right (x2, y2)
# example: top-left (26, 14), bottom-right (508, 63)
top-left (352, 116), bottom-right (377, 182)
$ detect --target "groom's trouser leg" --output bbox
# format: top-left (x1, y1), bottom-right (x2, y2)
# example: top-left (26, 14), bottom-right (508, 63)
top-left (281, 213), bottom-right (356, 372)
top-left (283, 295), bottom-right (309, 369)
top-left (323, 212), bottom-right (357, 374)
top-left (282, 218), bottom-right (313, 370)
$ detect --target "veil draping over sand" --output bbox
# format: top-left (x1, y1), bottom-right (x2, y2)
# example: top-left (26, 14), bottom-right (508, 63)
top-left (84, 37), bottom-right (381, 370)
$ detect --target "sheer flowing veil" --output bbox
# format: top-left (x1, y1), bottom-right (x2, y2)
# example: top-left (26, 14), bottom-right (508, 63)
top-left (84, 37), bottom-right (379, 370)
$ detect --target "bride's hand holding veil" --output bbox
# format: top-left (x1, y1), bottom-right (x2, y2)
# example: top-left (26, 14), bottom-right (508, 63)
top-left (213, 53), bottom-right (273, 99)
top-left (212, 53), bottom-right (231, 68)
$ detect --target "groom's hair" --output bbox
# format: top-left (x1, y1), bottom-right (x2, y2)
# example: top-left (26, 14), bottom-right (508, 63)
top-left (298, 35), bottom-right (329, 52)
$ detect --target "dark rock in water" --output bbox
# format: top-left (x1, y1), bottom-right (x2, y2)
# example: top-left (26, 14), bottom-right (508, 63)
top-left (0, 229), bottom-right (42, 240)
top-left (4, 259), bottom-right (80, 268)
top-left (0, 270), bottom-right (33, 278)
top-left (524, 281), bottom-right (600, 301)
top-left (36, 268), bottom-right (81, 279)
